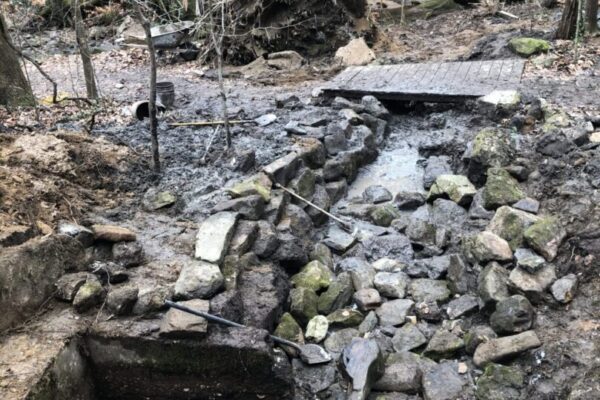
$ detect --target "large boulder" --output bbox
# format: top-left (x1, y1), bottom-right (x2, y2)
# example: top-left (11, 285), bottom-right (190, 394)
top-left (509, 37), bottom-right (550, 57)
top-left (467, 128), bottom-right (514, 184)
top-left (335, 38), bottom-right (376, 66)
top-left (174, 261), bottom-right (224, 300)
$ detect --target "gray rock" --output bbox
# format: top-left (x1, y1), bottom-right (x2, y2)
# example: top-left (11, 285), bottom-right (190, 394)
top-left (523, 216), bottom-right (567, 261)
top-left (340, 108), bottom-right (364, 125)
top-left (466, 128), bottom-right (514, 184)
top-left (391, 323), bottom-right (428, 352)
top-left (264, 189), bottom-right (289, 225)
top-left (446, 255), bottom-right (470, 295)
top-left (446, 295), bottom-right (479, 320)
top-left (374, 351), bottom-right (422, 393)
top-left (415, 300), bottom-right (443, 322)
top-left (473, 330), bottom-right (541, 366)
top-left (159, 299), bottom-right (209, 339)
top-left (339, 257), bottom-right (376, 291)
top-left (508, 264), bottom-right (556, 300)
top-left (252, 220), bottom-right (280, 257)
top-left (289, 168), bottom-right (317, 202)
top-left (372, 258), bottom-right (406, 273)
top-left (195, 212), bottom-right (238, 265)
top-left (482, 168), bottom-right (525, 210)
top-left (306, 315), bottom-right (329, 343)
top-left (362, 95), bottom-right (390, 120)
top-left (423, 156), bottom-right (452, 190)
top-left (550, 273), bottom-right (578, 303)
top-left (278, 204), bottom-right (314, 237)
top-left (395, 191), bottom-right (426, 210)
top-left (89, 260), bottom-right (129, 284)
top-left (370, 204), bottom-right (402, 227)
top-left (228, 220), bottom-right (258, 256)
top-left (408, 279), bottom-right (451, 304)
top-left (262, 151), bottom-right (301, 185)
top-left (363, 185), bottom-right (393, 204)
top-left (513, 197), bottom-right (540, 214)
top-left (490, 295), bottom-right (534, 334)
top-left (106, 286), bottom-right (138, 315)
top-left (430, 199), bottom-right (469, 234)
top-left (285, 120), bottom-right (308, 135)
top-left (273, 232), bottom-right (309, 270)
top-left (292, 358), bottom-right (337, 394)
top-left (478, 262), bottom-right (510, 307)
top-left (408, 255), bottom-right (453, 280)
top-left (423, 329), bottom-right (464, 360)
top-left (362, 233), bottom-right (414, 263)
top-left (73, 279), bottom-right (105, 313)
top-left (469, 190), bottom-right (495, 220)
top-left (213, 195), bottom-right (265, 220)
top-left (374, 271), bottom-right (409, 298)
top-left (324, 327), bottom-right (360, 356)
top-left (174, 261), bottom-right (224, 300)
top-left (57, 221), bottom-right (94, 247)
top-left (464, 325), bottom-right (497, 355)
top-left (132, 285), bottom-right (172, 316)
top-left (462, 231), bottom-right (513, 264)
top-left (514, 248), bottom-right (546, 273)
top-left (375, 299), bottom-right (414, 327)
top-left (112, 241), bottom-right (144, 268)
top-left (342, 338), bottom-right (385, 400)
top-left (325, 130), bottom-right (349, 156)
top-left (325, 180), bottom-right (348, 203)
top-left (323, 224), bottom-right (357, 252)
top-left (142, 189), bottom-right (177, 211)
top-left (422, 362), bottom-right (467, 400)
top-left (318, 272), bottom-right (354, 314)
top-left (354, 288), bottom-right (383, 311)
top-left (405, 219), bottom-right (447, 254)
top-left (55, 272), bottom-right (91, 302)
top-left (358, 311), bottom-right (379, 334)
top-left (306, 185), bottom-right (331, 226)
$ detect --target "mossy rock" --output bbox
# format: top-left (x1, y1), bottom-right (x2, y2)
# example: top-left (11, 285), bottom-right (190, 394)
top-left (482, 168), bottom-right (525, 210)
top-left (326, 308), bottom-right (364, 327)
top-left (509, 37), bottom-right (551, 57)
top-left (227, 173), bottom-right (272, 201)
top-left (471, 128), bottom-right (513, 169)
top-left (523, 216), bottom-right (566, 261)
top-left (317, 273), bottom-right (354, 314)
top-left (476, 363), bottom-right (524, 400)
top-left (408, 0), bottom-right (461, 18)
top-left (428, 174), bottom-right (477, 206)
top-left (290, 260), bottom-right (333, 291)
top-left (369, 203), bottom-right (401, 227)
top-left (274, 312), bottom-right (304, 344)
top-left (289, 287), bottom-right (319, 325)
top-left (487, 206), bottom-right (540, 250)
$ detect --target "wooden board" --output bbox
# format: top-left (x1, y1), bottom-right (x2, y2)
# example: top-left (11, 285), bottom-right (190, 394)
top-left (323, 59), bottom-right (526, 102)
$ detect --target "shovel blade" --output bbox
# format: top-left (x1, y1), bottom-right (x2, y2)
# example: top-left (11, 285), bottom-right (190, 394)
top-left (299, 344), bottom-right (332, 365)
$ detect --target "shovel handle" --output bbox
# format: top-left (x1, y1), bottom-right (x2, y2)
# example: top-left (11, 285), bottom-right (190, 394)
top-left (164, 300), bottom-right (302, 351)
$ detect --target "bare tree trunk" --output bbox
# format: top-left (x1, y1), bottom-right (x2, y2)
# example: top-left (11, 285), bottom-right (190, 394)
top-left (209, 0), bottom-right (231, 149)
top-left (587, 0), bottom-right (598, 34)
top-left (136, 6), bottom-right (161, 173)
top-left (557, 0), bottom-right (579, 39)
top-left (72, 0), bottom-right (98, 99)
top-left (0, 11), bottom-right (34, 106)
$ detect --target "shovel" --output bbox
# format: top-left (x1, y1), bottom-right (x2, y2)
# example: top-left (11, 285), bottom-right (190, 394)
top-left (164, 300), bottom-right (331, 365)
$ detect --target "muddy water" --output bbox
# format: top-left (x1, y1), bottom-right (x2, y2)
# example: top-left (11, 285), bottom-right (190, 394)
top-left (346, 144), bottom-right (424, 199)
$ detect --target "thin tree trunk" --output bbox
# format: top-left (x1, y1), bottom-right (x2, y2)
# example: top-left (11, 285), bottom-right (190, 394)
top-left (136, 6), bottom-right (161, 173)
top-left (557, 0), bottom-right (579, 39)
top-left (0, 11), bottom-right (34, 106)
top-left (72, 0), bottom-right (98, 99)
top-left (587, 0), bottom-right (598, 34)
top-left (209, 0), bottom-right (231, 149)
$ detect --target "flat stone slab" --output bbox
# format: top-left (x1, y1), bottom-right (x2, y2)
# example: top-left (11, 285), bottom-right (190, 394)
top-left (159, 299), bottom-right (209, 339)
top-left (195, 212), bottom-right (238, 264)
top-left (323, 59), bottom-right (526, 102)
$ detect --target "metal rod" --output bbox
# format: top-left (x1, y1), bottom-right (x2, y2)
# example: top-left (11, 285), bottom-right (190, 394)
top-left (274, 183), bottom-right (352, 230)
top-left (164, 300), bottom-right (302, 351)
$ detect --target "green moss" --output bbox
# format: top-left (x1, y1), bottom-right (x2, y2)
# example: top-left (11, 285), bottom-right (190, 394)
top-left (471, 128), bottom-right (513, 168)
top-left (523, 216), bottom-right (564, 260)
top-left (227, 173), bottom-right (272, 201)
top-left (290, 260), bottom-right (332, 291)
top-left (274, 312), bottom-right (304, 343)
top-left (289, 287), bottom-right (319, 324)
top-left (317, 275), bottom-right (353, 314)
top-left (476, 363), bottom-right (524, 400)
top-left (509, 37), bottom-right (551, 57)
top-left (428, 174), bottom-right (477, 206)
top-left (369, 203), bottom-right (401, 227)
top-left (326, 308), bottom-right (364, 327)
top-left (483, 168), bottom-right (525, 209)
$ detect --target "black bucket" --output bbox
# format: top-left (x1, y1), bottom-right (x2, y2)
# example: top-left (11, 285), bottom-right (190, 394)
top-left (156, 81), bottom-right (175, 108)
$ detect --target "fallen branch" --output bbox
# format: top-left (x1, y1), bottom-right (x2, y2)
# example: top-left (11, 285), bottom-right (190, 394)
top-left (496, 10), bottom-right (519, 19)
top-left (169, 119), bottom-right (255, 127)
top-left (200, 125), bottom-right (221, 164)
